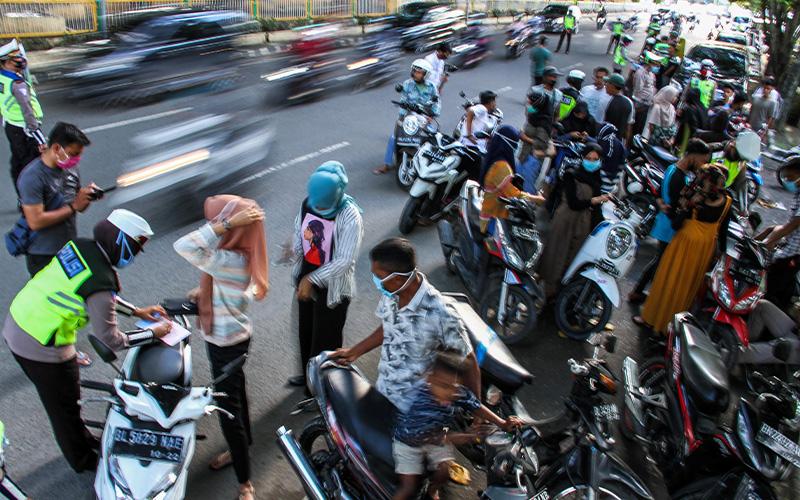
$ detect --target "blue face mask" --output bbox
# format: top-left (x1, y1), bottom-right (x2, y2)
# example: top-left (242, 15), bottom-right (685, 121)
top-left (652, 66), bottom-right (660, 74)
top-left (372, 270), bottom-right (417, 298)
top-left (782, 178), bottom-right (799, 193)
top-left (582, 159), bottom-right (602, 172)
top-left (526, 105), bottom-right (537, 114)
top-left (115, 231), bottom-right (135, 268)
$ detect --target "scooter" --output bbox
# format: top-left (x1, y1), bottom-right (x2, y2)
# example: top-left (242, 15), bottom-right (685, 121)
top-left (0, 421), bottom-right (26, 500)
top-left (438, 181), bottom-right (545, 345)
top-left (504, 24), bottom-right (532, 59)
top-left (596, 8), bottom-right (607, 30)
top-left (391, 87), bottom-right (440, 190)
top-left (554, 195), bottom-right (657, 340)
top-left (82, 299), bottom-right (246, 500)
top-left (621, 312), bottom-right (800, 496)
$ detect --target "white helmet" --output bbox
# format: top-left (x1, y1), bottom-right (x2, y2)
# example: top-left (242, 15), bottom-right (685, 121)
top-left (568, 69), bottom-right (586, 80)
top-left (0, 39), bottom-right (20, 59)
top-left (411, 58), bottom-right (433, 76)
top-left (646, 37), bottom-right (656, 45)
top-left (107, 209), bottom-right (154, 241)
top-left (700, 58), bottom-right (715, 69)
top-left (735, 130), bottom-right (761, 161)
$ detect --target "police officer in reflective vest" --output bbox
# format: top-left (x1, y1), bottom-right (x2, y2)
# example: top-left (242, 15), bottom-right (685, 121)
top-left (687, 59), bottom-right (717, 109)
top-left (0, 39), bottom-right (45, 194)
top-left (1, 210), bottom-right (172, 473)
top-left (716, 130), bottom-right (760, 207)
top-left (607, 17), bottom-right (625, 54)
top-left (558, 69), bottom-right (586, 120)
top-left (556, 8), bottom-right (577, 54)
top-left (613, 35), bottom-right (634, 74)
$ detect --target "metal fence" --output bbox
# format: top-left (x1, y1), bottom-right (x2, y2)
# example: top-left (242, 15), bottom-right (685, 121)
top-left (0, 0), bottom-right (96, 37)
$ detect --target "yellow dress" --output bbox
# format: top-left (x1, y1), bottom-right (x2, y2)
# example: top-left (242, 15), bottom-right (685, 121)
top-left (641, 197), bottom-right (732, 333)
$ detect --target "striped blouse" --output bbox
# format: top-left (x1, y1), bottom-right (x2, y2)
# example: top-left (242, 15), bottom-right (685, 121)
top-left (292, 202), bottom-right (364, 308)
top-left (173, 223), bottom-right (253, 347)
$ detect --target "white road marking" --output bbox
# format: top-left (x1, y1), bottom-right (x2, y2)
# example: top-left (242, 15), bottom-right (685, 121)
top-left (83, 107), bottom-right (193, 133)
top-left (497, 86), bottom-right (513, 93)
top-left (233, 141), bottom-right (351, 186)
top-left (559, 62), bottom-right (585, 72)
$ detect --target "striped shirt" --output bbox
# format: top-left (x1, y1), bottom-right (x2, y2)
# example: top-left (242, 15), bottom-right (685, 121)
top-left (173, 223), bottom-right (253, 347)
top-left (292, 202), bottom-right (364, 308)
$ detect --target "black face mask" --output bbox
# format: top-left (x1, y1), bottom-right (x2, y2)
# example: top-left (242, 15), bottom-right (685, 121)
top-left (10, 57), bottom-right (26, 71)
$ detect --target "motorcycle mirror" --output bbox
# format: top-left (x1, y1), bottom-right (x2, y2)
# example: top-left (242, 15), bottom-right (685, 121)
top-left (773, 339), bottom-right (792, 363)
top-left (394, 83), bottom-right (403, 93)
top-left (89, 334), bottom-right (117, 364)
top-left (459, 90), bottom-right (466, 98)
top-left (748, 212), bottom-right (762, 231)
top-left (213, 353), bottom-right (248, 386)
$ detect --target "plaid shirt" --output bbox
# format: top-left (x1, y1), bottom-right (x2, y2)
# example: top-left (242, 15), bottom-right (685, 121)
top-left (775, 191), bottom-right (800, 260)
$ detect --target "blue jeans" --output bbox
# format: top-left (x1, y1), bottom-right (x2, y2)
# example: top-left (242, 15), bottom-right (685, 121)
top-left (384, 134), bottom-right (395, 167)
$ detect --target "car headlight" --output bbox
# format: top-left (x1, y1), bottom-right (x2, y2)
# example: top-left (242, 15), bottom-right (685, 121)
top-left (606, 226), bottom-right (633, 259)
top-left (116, 149), bottom-right (211, 187)
top-left (403, 115), bottom-right (420, 136)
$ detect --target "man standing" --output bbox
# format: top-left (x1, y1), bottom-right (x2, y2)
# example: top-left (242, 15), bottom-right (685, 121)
top-left (749, 76), bottom-right (780, 136)
top-left (530, 37), bottom-right (551, 86)
top-left (603, 73), bottom-right (634, 144)
top-left (581, 66), bottom-right (611, 122)
top-left (558, 70), bottom-right (585, 121)
top-left (555, 8), bottom-right (577, 54)
top-left (612, 35), bottom-right (634, 74)
top-left (331, 238), bottom-right (480, 412)
top-left (762, 158), bottom-right (800, 309)
top-left (0, 39), bottom-right (45, 194)
top-left (17, 122), bottom-right (95, 277)
top-left (713, 82), bottom-right (736, 109)
top-left (424, 42), bottom-right (452, 94)
top-left (606, 17), bottom-right (624, 54)
top-left (459, 90), bottom-right (500, 179)
top-left (632, 52), bottom-right (660, 135)
top-left (532, 66), bottom-right (563, 111)
top-left (686, 59), bottom-right (716, 109)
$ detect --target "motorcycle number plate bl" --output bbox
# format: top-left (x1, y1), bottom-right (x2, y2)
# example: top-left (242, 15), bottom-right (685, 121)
top-left (112, 427), bottom-right (185, 463)
top-left (756, 423), bottom-right (800, 468)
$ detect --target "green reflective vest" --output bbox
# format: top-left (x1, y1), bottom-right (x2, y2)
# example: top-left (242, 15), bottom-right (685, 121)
top-left (0, 72), bottom-right (43, 128)
top-left (691, 77), bottom-right (715, 108)
top-left (564, 14), bottom-right (576, 30)
top-left (10, 242), bottom-right (93, 347)
top-left (559, 89), bottom-right (579, 120)
top-left (612, 22), bottom-right (623, 35)
top-left (722, 157), bottom-right (742, 188)
top-left (614, 45), bottom-right (627, 66)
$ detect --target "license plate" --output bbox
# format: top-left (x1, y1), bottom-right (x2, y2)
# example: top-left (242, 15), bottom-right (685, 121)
top-left (756, 423), bottom-right (800, 468)
top-left (512, 225), bottom-right (537, 241)
top-left (112, 428), bottom-right (184, 463)
top-left (593, 403), bottom-right (620, 422)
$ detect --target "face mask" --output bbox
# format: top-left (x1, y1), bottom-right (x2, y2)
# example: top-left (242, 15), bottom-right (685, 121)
top-left (700, 69), bottom-right (710, 78)
top-left (115, 231), bottom-right (135, 268)
top-left (652, 66), bottom-right (660, 74)
top-left (11, 57), bottom-right (26, 70)
top-left (56, 153), bottom-right (81, 170)
top-left (372, 270), bottom-right (416, 298)
top-left (526, 105), bottom-right (537, 114)
top-left (582, 159), bottom-right (602, 172)
top-left (782, 178), bottom-right (799, 193)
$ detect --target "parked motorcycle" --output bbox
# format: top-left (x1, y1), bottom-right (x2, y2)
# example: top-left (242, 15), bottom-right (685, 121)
top-left (81, 299), bottom-right (246, 500)
top-left (624, 14), bottom-right (639, 32)
top-left (555, 195), bottom-right (657, 340)
top-left (391, 89), bottom-right (440, 190)
top-left (0, 421), bottom-right (26, 500)
top-left (622, 312), bottom-right (800, 496)
top-left (438, 181), bottom-right (545, 344)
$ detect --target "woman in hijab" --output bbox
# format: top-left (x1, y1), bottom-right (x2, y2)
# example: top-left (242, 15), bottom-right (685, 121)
top-left (174, 195), bottom-right (269, 500)
top-left (677, 87), bottom-right (709, 154)
top-left (643, 85), bottom-right (679, 148)
top-left (479, 125), bottom-right (545, 233)
top-left (538, 142), bottom-right (609, 299)
top-left (287, 161), bottom-right (364, 391)
top-left (559, 101), bottom-right (598, 140)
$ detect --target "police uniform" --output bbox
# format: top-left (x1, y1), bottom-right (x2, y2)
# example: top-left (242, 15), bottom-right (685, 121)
top-left (0, 40), bottom-right (45, 194)
top-left (690, 76), bottom-right (716, 109)
top-left (556, 12), bottom-right (577, 53)
top-left (613, 44), bottom-right (629, 74)
top-left (607, 20), bottom-right (624, 54)
top-left (558, 86), bottom-right (581, 120)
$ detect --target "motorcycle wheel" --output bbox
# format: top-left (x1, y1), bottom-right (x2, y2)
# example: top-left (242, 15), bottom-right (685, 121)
top-left (480, 282), bottom-right (539, 345)
top-left (399, 196), bottom-right (423, 235)
top-left (670, 471), bottom-right (778, 500)
top-left (395, 149), bottom-right (415, 191)
top-left (547, 478), bottom-right (640, 499)
top-left (747, 177), bottom-right (760, 204)
top-left (554, 277), bottom-right (612, 340)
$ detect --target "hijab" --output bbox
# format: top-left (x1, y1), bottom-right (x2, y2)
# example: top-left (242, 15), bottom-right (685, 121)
top-left (648, 85), bottom-right (678, 128)
top-left (561, 101), bottom-right (597, 136)
top-left (198, 195), bottom-right (269, 336)
top-left (306, 161), bottom-right (360, 218)
top-left (480, 124), bottom-right (519, 185)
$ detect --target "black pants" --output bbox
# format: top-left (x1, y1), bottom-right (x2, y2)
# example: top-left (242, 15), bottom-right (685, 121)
top-left (556, 30), bottom-right (573, 52)
top-left (207, 339), bottom-right (252, 484)
top-left (633, 241), bottom-right (668, 296)
top-left (766, 256), bottom-right (799, 311)
top-left (298, 288), bottom-right (350, 373)
top-left (12, 353), bottom-right (99, 472)
top-left (26, 253), bottom-right (53, 277)
top-left (633, 103), bottom-right (650, 137)
top-left (5, 123), bottom-right (39, 196)
top-left (607, 34), bottom-right (620, 54)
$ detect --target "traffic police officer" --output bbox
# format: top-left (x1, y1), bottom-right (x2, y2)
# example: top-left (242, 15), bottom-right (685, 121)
top-left (558, 69), bottom-right (586, 120)
top-left (607, 17), bottom-right (624, 54)
top-left (687, 59), bottom-right (717, 109)
top-left (613, 35), bottom-right (634, 74)
top-left (0, 39), bottom-right (45, 194)
top-left (2, 209), bottom-right (171, 473)
top-left (556, 7), bottom-right (577, 54)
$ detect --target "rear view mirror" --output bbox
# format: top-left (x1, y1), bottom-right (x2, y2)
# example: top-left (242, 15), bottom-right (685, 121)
top-left (459, 90), bottom-right (467, 98)
top-left (512, 174), bottom-right (525, 190)
top-left (89, 335), bottom-right (117, 364)
top-left (394, 83), bottom-right (403, 93)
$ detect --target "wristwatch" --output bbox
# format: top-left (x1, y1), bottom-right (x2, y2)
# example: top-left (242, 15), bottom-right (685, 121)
top-left (222, 218), bottom-right (232, 231)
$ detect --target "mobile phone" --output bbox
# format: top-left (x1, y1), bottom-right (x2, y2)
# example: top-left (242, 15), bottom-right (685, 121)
top-left (89, 184), bottom-right (117, 201)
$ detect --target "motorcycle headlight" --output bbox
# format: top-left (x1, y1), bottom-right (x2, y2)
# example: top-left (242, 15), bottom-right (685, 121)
top-left (606, 227), bottom-right (633, 259)
top-left (498, 227), bottom-right (525, 270)
top-left (403, 115), bottom-right (420, 136)
top-left (147, 467), bottom-right (179, 498)
top-left (109, 457), bottom-right (134, 499)
top-left (733, 291), bottom-right (763, 312)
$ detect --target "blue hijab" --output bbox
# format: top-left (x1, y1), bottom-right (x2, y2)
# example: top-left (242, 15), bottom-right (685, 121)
top-left (306, 161), bottom-right (360, 218)
top-left (480, 124), bottom-right (520, 185)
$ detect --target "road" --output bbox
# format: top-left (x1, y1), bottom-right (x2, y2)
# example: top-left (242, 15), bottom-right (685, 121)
top-left (0, 12), bottom-right (796, 500)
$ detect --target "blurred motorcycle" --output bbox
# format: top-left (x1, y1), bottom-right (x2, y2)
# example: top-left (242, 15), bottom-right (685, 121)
top-left (0, 421), bottom-right (27, 500)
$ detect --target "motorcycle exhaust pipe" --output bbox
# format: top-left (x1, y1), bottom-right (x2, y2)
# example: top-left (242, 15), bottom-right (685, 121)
top-left (275, 426), bottom-right (327, 500)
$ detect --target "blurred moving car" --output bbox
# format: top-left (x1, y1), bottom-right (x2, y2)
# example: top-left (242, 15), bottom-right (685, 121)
top-left (63, 10), bottom-right (257, 105)
top-left (400, 6), bottom-right (466, 51)
top-left (537, 4), bottom-right (581, 33)
top-left (392, 1), bottom-right (448, 27)
top-left (672, 41), bottom-right (757, 98)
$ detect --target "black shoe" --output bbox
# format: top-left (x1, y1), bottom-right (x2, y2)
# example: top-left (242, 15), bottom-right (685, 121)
top-left (288, 375), bottom-right (306, 387)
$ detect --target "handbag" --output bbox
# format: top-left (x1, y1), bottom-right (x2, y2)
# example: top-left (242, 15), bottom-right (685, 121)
top-left (5, 190), bottom-right (65, 257)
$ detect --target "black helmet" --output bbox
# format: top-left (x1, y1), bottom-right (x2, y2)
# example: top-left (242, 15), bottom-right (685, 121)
top-left (479, 90), bottom-right (497, 105)
top-left (527, 87), bottom-right (547, 109)
top-left (437, 41), bottom-right (452, 54)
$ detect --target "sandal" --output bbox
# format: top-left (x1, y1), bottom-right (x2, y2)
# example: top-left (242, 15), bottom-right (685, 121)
top-left (631, 315), bottom-right (652, 329)
top-left (238, 483), bottom-right (255, 500)
top-left (76, 350), bottom-right (92, 367)
top-left (627, 291), bottom-right (647, 305)
top-left (209, 450), bottom-right (233, 471)
top-left (372, 165), bottom-right (392, 175)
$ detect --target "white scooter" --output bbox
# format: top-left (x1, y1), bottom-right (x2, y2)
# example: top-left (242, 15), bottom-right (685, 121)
top-left (82, 299), bottom-right (245, 500)
top-left (554, 195), bottom-right (656, 340)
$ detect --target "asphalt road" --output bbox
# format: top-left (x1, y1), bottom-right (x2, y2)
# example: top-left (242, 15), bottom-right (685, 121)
top-left (0, 12), bottom-right (796, 500)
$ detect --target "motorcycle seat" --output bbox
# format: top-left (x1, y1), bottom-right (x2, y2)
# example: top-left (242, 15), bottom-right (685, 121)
top-left (322, 366), bottom-right (397, 487)
top-left (679, 318), bottom-right (730, 415)
top-left (130, 343), bottom-right (185, 386)
top-left (444, 295), bottom-right (533, 393)
top-left (645, 142), bottom-right (678, 167)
